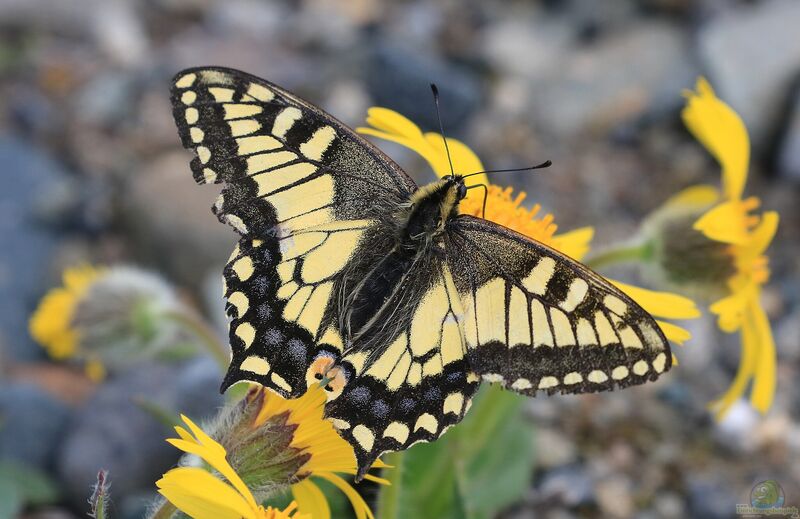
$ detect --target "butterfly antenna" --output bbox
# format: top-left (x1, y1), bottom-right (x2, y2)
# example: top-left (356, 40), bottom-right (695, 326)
top-left (466, 183), bottom-right (489, 218)
top-left (431, 84), bottom-right (456, 178)
top-left (462, 160), bottom-right (552, 179)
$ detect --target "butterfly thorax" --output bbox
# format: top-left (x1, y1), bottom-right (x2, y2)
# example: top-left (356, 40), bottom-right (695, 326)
top-left (342, 176), bottom-right (466, 347)
top-left (399, 176), bottom-right (467, 246)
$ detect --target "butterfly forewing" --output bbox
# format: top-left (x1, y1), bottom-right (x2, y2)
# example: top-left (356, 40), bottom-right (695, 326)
top-left (446, 215), bottom-right (671, 395)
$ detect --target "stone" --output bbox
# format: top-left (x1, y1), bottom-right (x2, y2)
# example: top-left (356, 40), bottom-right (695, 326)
top-left (123, 152), bottom-right (237, 287)
top-left (687, 477), bottom-right (738, 519)
top-left (0, 138), bottom-right (69, 361)
top-left (698, 0), bottom-right (800, 150)
top-left (365, 43), bottom-right (482, 136)
top-left (534, 427), bottom-right (578, 469)
top-left (536, 464), bottom-right (594, 507)
top-left (89, 1), bottom-right (149, 67)
top-left (653, 492), bottom-right (687, 519)
top-left (595, 476), bottom-right (633, 518)
top-left (56, 358), bottom-right (224, 509)
top-left (0, 382), bottom-right (71, 471)
top-left (488, 18), bottom-right (697, 139)
top-left (777, 89), bottom-right (800, 183)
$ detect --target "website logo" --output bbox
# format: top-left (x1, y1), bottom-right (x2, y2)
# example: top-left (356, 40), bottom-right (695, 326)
top-left (736, 480), bottom-right (799, 518)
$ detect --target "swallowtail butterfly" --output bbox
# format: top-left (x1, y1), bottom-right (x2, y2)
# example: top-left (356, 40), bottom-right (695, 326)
top-left (170, 67), bottom-right (671, 479)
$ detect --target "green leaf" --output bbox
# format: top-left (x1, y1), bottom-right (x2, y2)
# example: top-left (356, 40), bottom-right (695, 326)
top-left (377, 386), bottom-right (535, 519)
top-left (0, 483), bottom-right (22, 519)
top-left (0, 461), bottom-right (60, 516)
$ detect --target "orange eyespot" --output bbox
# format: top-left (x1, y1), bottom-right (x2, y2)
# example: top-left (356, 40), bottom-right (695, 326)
top-left (305, 354), bottom-right (348, 401)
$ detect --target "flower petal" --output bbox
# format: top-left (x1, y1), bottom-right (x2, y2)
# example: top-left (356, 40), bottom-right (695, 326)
top-left (171, 415), bottom-right (259, 512)
top-left (551, 226), bottom-right (594, 261)
top-left (709, 289), bottom-right (750, 333)
top-left (611, 281), bottom-right (701, 320)
top-left (748, 300), bottom-right (776, 414)
top-left (316, 472), bottom-right (374, 519)
top-left (357, 106), bottom-right (489, 197)
top-left (292, 479), bottom-right (330, 519)
top-left (682, 77), bottom-right (750, 201)
top-left (747, 211), bottom-right (779, 258)
top-left (156, 467), bottom-right (256, 519)
top-left (693, 200), bottom-right (752, 245)
top-left (363, 107), bottom-right (424, 140)
top-left (661, 184), bottom-right (720, 210)
top-left (422, 132), bottom-right (486, 179)
top-left (708, 307), bottom-right (759, 419)
top-left (655, 320), bottom-right (692, 345)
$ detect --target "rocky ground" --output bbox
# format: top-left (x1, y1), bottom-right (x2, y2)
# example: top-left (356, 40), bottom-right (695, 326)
top-left (0, 0), bottom-right (799, 518)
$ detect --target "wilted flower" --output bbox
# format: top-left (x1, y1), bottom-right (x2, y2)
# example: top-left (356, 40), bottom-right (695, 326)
top-left (29, 265), bottom-right (196, 377)
top-left (357, 108), bottom-right (699, 345)
top-left (158, 385), bottom-right (385, 519)
top-left (642, 78), bottom-right (779, 417)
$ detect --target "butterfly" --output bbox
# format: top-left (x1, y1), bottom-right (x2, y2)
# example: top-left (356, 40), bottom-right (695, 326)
top-left (170, 67), bottom-right (671, 480)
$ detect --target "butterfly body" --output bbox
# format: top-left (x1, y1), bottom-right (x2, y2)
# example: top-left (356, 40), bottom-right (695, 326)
top-left (170, 67), bottom-right (672, 479)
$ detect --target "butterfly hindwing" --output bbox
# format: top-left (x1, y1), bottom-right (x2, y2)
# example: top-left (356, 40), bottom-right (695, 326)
top-left (446, 215), bottom-right (671, 395)
top-left (325, 261), bottom-right (479, 477)
top-left (222, 220), bottom-right (376, 396)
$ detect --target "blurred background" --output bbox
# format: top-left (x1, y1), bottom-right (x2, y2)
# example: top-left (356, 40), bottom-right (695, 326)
top-left (1, 0), bottom-right (799, 518)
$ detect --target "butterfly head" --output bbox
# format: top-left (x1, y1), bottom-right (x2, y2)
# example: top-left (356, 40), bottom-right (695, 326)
top-left (450, 174), bottom-right (469, 202)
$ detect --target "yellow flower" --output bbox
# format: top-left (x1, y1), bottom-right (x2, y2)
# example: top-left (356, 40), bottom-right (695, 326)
top-left (679, 77), bottom-right (779, 417)
top-left (157, 416), bottom-right (309, 519)
top-left (29, 265), bottom-right (104, 360)
top-left (29, 265), bottom-right (201, 376)
top-left (160, 386), bottom-right (385, 519)
top-left (255, 385), bottom-right (387, 519)
top-left (357, 107), bottom-right (698, 345)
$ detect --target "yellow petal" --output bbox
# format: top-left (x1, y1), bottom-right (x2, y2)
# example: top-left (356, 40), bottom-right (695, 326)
top-left (682, 77), bottom-right (750, 201)
top-left (156, 468), bottom-right (256, 519)
top-left (356, 127), bottom-right (426, 160)
top-left (693, 200), bottom-right (752, 245)
top-left (363, 107), bottom-right (424, 140)
top-left (171, 416), bottom-right (259, 512)
top-left (610, 281), bottom-right (701, 320)
top-left (709, 289), bottom-right (750, 333)
top-left (655, 320), bottom-right (692, 345)
top-left (292, 479), bottom-right (330, 519)
top-left (661, 184), bottom-right (720, 210)
top-left (422, 132), bottom-right (486, 178)
top-left (551, 226), bottom-right (594, 261)
top-left (316, 472), bottom-right (374, 519)
top-left (748, 300), bottom-right (776, 414)
top-left (357, 106), bottom-right (489, 194)
top-left (747, 211), bottom-right (779, 258)
top-left (708, 305), bottom-right (759, 419)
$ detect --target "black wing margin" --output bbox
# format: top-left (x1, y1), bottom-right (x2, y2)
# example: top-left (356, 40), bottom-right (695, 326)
top-left (446, 215), bottom-right (672, 396)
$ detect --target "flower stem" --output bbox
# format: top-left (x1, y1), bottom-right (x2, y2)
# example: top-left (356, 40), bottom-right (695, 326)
top-left (163, 310), bottom-right (229, 369)
top-left (585, 241), bottom-right (652, 271)
top-left (376, 451), bottom-right (405, 519)
top-left (147, 499), bottom-right (177, 519)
